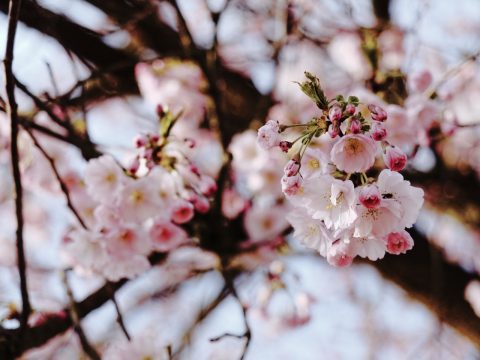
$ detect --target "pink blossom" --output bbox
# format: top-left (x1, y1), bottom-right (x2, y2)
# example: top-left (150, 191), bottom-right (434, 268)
top-left (171, 199), bottom-right (195, 224)
top-left (303, 175), bottom-right (357, 230)
top-left (101, 255), bottom-right (151, 281)
top-left (330, 134), bottom-right (377, 173)
top-left (104, 226), bottom-right (150, 259)
top-left (383, 146), bottom-right (407, 171)
top-left (257, 120), bottom-right (281, 150)
top-left (358, 185), bottom-right (381, 209)
top-left (284, 159), bottom-right (300, 177)
top-left (353, 200), bottom-right (402, 237)
top-left (117, 177), bottom-right (161, 222)
top-left (371, 122), bottom-right (387, 141)
top-left (385, 230), bottom-right (414, 254)
top-left (287, 208), bottom-right (333, 256)
top-left (408, 70), bottom-right (433, 93)
top-left (149, 218), bottom-right (188, 252)
top-left (377, 169), bottom-right (424, 229)
top-left (349, 234), bottom-right (387, 260)
top-left (221, 188), bottom-right (247, 219)
top-left (84, 155), bottom-right (125, 203)
top-left (327, 240), bottom-right (354, 267)
top-left (244, 204), bottom-right (289, 242)
top-left (300, 147), bottom-right (333, 179)
top-left (368, 104), bottom-right (388, 122)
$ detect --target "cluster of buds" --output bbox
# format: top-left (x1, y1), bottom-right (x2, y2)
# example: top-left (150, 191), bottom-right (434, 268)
top-left (257, 72), bottom-right (423, 267)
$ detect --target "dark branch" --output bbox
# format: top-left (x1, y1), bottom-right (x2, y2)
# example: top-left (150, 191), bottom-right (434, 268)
top-left (3, 0), bottom-right (31, 334)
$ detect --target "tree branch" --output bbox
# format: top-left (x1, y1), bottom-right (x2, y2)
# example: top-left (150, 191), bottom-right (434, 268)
top-left (3, 0), bottom-right (31, 334)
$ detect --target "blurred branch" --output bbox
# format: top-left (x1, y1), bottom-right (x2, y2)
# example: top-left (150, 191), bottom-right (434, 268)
top-left (373, 228), bottom-right (480, 346)
top-left (0, 253), bottom-right (167, 358)
top-left (62, 270), bottom-right (101, 360)
top-left (25, 128), bottom-right (88, 229)
top-left (110, 293), bottom-right (131, 341)
top-left (3, 0), bottom-right (31, 334)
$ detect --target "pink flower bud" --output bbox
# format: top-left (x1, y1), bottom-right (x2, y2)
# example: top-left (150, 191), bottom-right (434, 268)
top-left (358, 185), bottom-right (381, 209)
top-left (328, 123), bottom-right (340, 138)
top-left (150, 134), bottom-right (160, 143)
top-left (371, 122), bottom-right (387, 141)
top-left (346, 103), bottom-right (356, 115)
top-left (199, 175), bottom-right (217, 197)
top-left (281, 174), bottom-right (301, 196)
top-left (191, 194), bottom-right (210, 214)
top-left (329, 105), bottom-right (342, 122)
top-left (134, 135), bottom-right (148, 148)
top-left (284, 159), bottom-right (300, 177)
top-left (383, 146), bottom-right (407, 171)
top-left (171, 200), bottom-right (195, 224)
top-left (368, 104), bottom-right (388, 122)
top-left (279, 141), bottom-right (293, 153)
top-left (409, 70), bottom-right (432, 93)
top-left (128, 156), bottom-right (141, 175)
top-left (385, 230), bottom-right (414, 255)
top-left (349, 118), bottom-right (361, 134)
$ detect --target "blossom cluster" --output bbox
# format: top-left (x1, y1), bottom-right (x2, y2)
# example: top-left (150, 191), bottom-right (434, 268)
top-left (63, 110), bottom-right (216, 281)
top-left (257, 72), bottom-right (424, 266)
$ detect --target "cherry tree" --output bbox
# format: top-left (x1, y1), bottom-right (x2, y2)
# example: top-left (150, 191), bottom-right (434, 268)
top-left (1, 0), bottom-right (480, 358)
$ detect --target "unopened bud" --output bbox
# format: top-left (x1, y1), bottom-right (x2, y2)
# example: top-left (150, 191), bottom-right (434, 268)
top-left (383, 146), bottom-right (407, 171)
top-left (368, 104), bottom-right (388, 122)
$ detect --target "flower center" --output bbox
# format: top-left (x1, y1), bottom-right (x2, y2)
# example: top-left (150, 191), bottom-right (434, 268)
top-left (345, 138), bottom-right (362, 155)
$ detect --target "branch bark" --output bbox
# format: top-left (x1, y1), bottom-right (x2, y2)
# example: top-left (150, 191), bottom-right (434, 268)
top-left (3, 0), bottom-right (31, 335)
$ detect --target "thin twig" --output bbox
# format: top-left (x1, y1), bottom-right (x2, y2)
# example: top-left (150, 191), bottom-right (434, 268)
top-left (14, 76), bottom-right (74, 132)
top-left (3, 0), bottom-right (31, 333)
top-left (221, 272), bottom-right (252, 360)
top-left (24, 128), bottom-right (88, 229)
top-left (111, 293), bottom-right (131, 341)
top-left (172, 285), bottom-right (230, 359)
top-left (62, 270), bottom-right (101, 360)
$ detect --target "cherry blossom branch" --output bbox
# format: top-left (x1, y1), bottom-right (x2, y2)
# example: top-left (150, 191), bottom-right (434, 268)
top-left (24, 128), bottom-right (88, 229)
top-left (62, 270), bottom-right (101, 360)
top-left (3, 0), bottom-right (31, 333)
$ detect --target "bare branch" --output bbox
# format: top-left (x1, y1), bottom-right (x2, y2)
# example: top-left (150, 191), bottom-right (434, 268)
top-left (62, 270), bottom-right (101, 360)
top-left (3, 0), bottom-right (31, 334)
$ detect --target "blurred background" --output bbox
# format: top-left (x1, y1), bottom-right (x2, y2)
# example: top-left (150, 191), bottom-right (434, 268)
top-left (1, 0), bottom-right (480, 359)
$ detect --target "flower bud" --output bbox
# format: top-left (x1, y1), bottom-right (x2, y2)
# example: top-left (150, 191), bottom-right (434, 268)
top-left (368, 104), bottom-right (388, 122)
top-left (191, 194), bottom-right (210, 214)
top-left (171, 200), bottom-right (195, 224)
top-left (257, 120), bottom-right (281, 150)
top-left (328, 122), bottom-right (340, 138)
top-left (371, 122), bottom-right (387, 141)
top-left (346, 103), bottom-right (356, 115)
top-left (199, 175), bottom-right (217, 196)
top-left (385, 230), bottom-right (414, 254)
top-left (349, 118), bottom-right (361, 134)
top-left (383, 146), bottom-right (407, 171)
top-left (279, 141), bottom-right (293, 153)
top-left (134, 135), bottom-right (148, 148)
top-left (358, 185), bottom-right (381, 209)
top-left (284, 159), bottom-right (300, 177)
top-left (329, 105), bottom-right (342, 122)
top-left (281, 174), bottom-right (301, 196)
top-left (128, 156), bottom-right (140, 175)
